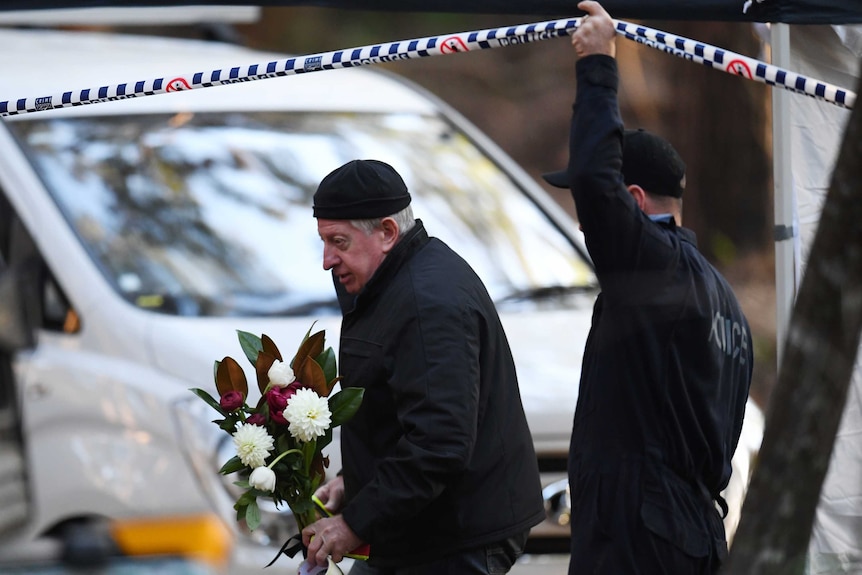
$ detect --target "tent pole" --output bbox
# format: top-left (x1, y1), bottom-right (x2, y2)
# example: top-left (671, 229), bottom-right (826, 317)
top-left (771, 22), bottom-right (796, 369)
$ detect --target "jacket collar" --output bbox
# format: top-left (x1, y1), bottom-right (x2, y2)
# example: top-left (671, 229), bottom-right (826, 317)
top-left (337, 219), bottom-right (430, 315)
top-left (651, 213), bottom-right (698, 249)
top-left (677, 226), bottom-right (698, 248)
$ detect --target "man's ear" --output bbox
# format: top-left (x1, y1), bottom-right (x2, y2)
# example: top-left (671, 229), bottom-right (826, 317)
top-left (379, 217), bottom-right (400, 253)
top-left (627, 184), bottom-right (647, 212)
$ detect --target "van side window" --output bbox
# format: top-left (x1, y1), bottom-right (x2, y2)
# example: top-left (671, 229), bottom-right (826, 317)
top-left (0, 190), bottom-right (80, 334)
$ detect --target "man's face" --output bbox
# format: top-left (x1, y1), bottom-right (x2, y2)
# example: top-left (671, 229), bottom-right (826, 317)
top-left (318, 218), bottom-right (389, 295)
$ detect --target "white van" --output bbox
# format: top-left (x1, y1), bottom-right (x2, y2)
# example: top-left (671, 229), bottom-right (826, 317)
top-left (0, 25), bottom-right (760, 574)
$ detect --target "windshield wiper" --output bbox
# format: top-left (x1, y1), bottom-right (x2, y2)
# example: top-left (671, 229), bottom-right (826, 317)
top-left (258, 298), bottom-right (342, 317)
top-left (211, 292), bottom-right (342, 317)
top-left (495, 284), bottom-right (596, 305)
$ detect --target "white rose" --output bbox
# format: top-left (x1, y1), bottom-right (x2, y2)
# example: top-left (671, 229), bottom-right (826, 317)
top-left (249, 466), bottom-right (276, 492)
top-left (268, 359), bottom-right (296, 388)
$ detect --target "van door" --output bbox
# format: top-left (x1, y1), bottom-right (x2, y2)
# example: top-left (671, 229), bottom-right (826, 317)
top-left (0, 206), bottom-right (37, 539)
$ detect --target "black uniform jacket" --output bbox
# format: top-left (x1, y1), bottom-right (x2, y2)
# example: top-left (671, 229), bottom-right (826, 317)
top-left (564, 56), bottom-right (754, 569)
top-left (336, 220), bottom-right (544, 567)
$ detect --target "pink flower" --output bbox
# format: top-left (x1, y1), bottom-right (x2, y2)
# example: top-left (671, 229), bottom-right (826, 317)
top-left (219, 390), bottom-right (245, 412)
top-left (270, 409), bottom-right (289, 425)
top-left (266, 382), bottom-right (304, 413)
top-left (266, 388), bottom-right (289, 412)
top-left (286, 381), bottom-right (305, 396)
top-left (246, 412), bottom-right (266, 426)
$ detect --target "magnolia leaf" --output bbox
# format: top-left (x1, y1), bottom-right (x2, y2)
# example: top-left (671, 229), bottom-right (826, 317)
top-left (255, 350), bottom-right (278, 395)
top-left (290, 496), bottom-right (314, 515)
top-left (245, 498), bottom-right (261, 531)
top-left (237, 330), bottom-right (263, 367)
top-left (298, 355), bottom-right (329, 397)
top-left (274, 433), bottom-right (294, 455)
top-left (272, 453), bottom-right (301, 473)
top-left (315, 347), bottom-right (339, 388)
top-left (218, 418), bottom-right (238, 434)
top-left (219, 455), bottom-right (246, 475)
top-left (215, 356), bottom-right (248, 398)
top-left (189, 387), bottom-right (227, 417)
top-left (236, 489), bottom-right (258, 507)
top-left (311, 453), bottom-right (327, 483)
top-left (318, 427), bottom-right (333, 451)
top-left (271, 451), bottom-right (301, 473)
top-left (261, 334), bottom-right (283, 362)
top-left (304, 322), bottom-right (316, 338)
top-left (297, 322), bottom-right (317, 354)
top-left (294, 330), bottom-right (325, 370)
top-left (329, 387), bottom-right (365, 427)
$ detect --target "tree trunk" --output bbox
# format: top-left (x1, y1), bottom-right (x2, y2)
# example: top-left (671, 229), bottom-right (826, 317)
top-left (724, 65), bottom-right (862, 574)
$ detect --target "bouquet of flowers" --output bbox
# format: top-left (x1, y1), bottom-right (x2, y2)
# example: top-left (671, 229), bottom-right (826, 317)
top-left (190, 324), bottom-right (363, 563)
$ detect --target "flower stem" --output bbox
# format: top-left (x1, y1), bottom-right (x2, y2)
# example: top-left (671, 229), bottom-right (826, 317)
top-left (268, 448), bottom-right (302, 468)
top-left (295, 508), bottom-right (319, 532)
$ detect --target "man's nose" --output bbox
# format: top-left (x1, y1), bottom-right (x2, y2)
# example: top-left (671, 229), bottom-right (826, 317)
top-left (322, 246), bottom-right (338, 270)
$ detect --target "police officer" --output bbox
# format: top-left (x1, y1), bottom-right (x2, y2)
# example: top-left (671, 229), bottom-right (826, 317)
top-left (542, 2), bottom-right (754, 573)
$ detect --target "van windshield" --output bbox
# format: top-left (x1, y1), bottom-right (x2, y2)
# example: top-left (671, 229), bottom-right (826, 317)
top-left (10, 111), bottom-right (595, 317)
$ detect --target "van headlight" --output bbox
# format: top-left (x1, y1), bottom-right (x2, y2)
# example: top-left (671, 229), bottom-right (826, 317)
top-left (171, 396), bottom-right (299, 549)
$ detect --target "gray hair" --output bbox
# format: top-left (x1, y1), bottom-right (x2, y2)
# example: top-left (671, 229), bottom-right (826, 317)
top-left (350, 205), bottom-right (416, 236)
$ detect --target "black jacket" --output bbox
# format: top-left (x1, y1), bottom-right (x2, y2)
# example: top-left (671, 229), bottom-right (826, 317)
top-left (564, 56), bottom-right (754, 572)
top-left (337, 220), bottom-right (544, 566)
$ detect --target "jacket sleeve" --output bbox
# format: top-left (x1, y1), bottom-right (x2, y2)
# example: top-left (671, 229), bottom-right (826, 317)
top-left (568, 55), bottom-right (681, 298)
top-left (341, 283), bottom-right (482, 541)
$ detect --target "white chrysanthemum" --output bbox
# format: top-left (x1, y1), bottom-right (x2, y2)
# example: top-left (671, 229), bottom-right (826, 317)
top-left (268, 359), bottom-right (296, 388)
top-left (249, 466), bottom-right (276, 492)
top-left (232, 423), bottom-right (274, 468)
top-left (284, 388), bottom-right (331, 442)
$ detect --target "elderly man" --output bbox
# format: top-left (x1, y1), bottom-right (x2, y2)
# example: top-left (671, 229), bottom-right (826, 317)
top-left (301, 159), bottom-right (544, 575)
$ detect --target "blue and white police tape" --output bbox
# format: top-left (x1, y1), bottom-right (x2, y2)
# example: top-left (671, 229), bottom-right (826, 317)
top-left (0, 19), bottom-right (576, 117)
top-left (0, 16), bottom-right (854, 117)
top-left (615, 20), bottom-right (855, 110)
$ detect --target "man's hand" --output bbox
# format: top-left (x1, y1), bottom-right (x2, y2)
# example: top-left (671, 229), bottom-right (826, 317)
top-left (314, 475), bottom-right (345, 515)
top-left (301, 515), bottom-right (364, 568)
top-left (572, 1), bottom-right (616, 59)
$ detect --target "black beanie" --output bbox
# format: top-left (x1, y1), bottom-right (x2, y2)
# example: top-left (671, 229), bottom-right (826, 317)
top-left (313, 159), bottom-right (412, 219)
top-left (542, 129), bottom-right (686, 198)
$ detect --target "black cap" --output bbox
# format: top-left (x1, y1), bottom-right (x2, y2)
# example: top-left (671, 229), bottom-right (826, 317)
top-left (542, 129), bottom-right (686, 198)
top-left (313, 159), bottom-right (411, 219)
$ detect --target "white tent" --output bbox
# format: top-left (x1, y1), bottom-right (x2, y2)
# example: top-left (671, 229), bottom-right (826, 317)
top-left (772, 22), bottom-right (861, 574)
